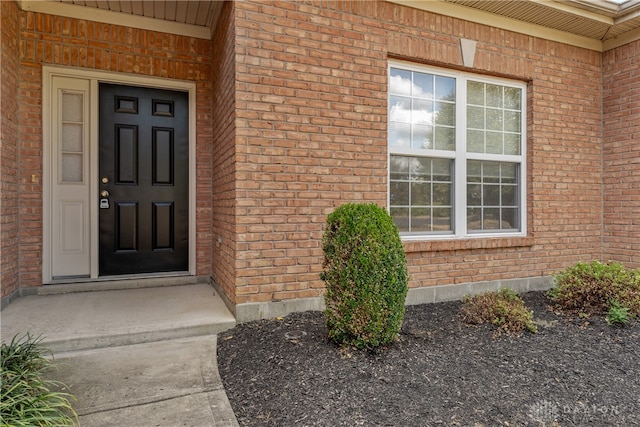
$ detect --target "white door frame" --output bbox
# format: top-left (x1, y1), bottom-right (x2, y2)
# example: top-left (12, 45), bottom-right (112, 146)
top-left (43, 66), bottom-right (197, 283)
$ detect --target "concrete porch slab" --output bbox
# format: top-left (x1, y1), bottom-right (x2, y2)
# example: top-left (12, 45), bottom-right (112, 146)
top-left (0, 283), bottom-right (236, 353)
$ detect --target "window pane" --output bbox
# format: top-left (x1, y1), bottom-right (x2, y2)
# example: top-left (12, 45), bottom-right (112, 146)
top-left (504, 133), bottom-right (521, 155)
top-left (435, 76), bottom-right (455, 101)
top-left (62, 123), bottom-right (83, 152)
top-left (390, 181), bottom-right (410, 205)
top-left (432, 208), bottom-right (452, 231)
top-left (468, 184), bottom-right (481, 206)
top-left (483, 162), bottom-right (501, 183)
top-left (504, 110), bottom-right (520, 132)
top-left (411, 182), bottom-right (431, 205)
top-left (391, 207), bottom-right (409, 232)
top-left (486, 108), bottom-right (502, 131)
top-left (390, 155), bottom-right (409, 180)
top-left (486, 84), bottom-right (503, 108)
top-left (413, 99), bottom-right (433, 124)
top-left (467, 207), bottom-right (481, 230)
top-left (467, 160), bottom-right (482, 182)
top-left (412, 124), bottom-right (433, 149)
top-left (62, 92), bottom-right (83, 122)
top-left (467, 81), bottom-right (484, 105)
top-left (483, 208), bottom-right (501, 229)
top-left (390, 155), bottom-right (453, 234)
top-left (467, 106), bottom-right (484, 129)
top-left (411, 157), bottom-right (431, 181)
top-left (501, 185), bottom-right (517, 206)
top-left (434, 126), bottom-right (455, 151)
top-left (483, 184), bottom-right (500, 206)
top-left (389, 68), bottom-right (412, 95)
top-left (502, 208), bottom-right (519, 229)
top-left (433, 183), bottom-right (451, 206)
top-left (501, 163), bottom-right (518, 184)
top-left (467, 130), bottom-right (484, 153)
top-left (62, 153), bottom-right (83, 182)
top-left (435, 102), bottom-right (455, 126)
top-left (504, 87), bottom-right (521, 110)
top-left (389, 96), bottom-right (411, 122)
top-left (486, 131), bottom-right (503, 154)
top-left (389, 122), bottom-right (411, 148)
top-left (466, 161), bottom-right (521, 232)
top-left (413, 72), bottom-right (434, 98)
top-left (410, 208), bottom-right (432, 232)
top-left (432, 159), bottom-right (452, 181)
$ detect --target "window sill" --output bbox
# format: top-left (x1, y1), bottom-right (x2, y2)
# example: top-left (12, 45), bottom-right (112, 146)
top-left (403, 236), bottom-right (535, 253)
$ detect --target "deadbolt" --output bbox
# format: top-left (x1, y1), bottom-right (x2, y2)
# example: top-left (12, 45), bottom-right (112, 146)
top-left (100, 190), bottom-right (110, 198)
top-left (101, 177), bottom-right (109, 184)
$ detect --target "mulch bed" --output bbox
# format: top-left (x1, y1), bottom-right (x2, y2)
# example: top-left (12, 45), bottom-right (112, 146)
top-left (217, 291), bottom-right (640, 426)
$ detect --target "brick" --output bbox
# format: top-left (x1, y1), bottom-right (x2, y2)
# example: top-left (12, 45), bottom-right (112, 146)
top-left (4, 0), bottom-right (639, 307)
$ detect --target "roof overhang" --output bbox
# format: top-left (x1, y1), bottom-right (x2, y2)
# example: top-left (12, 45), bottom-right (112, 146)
top-left (390, 0), bottom-right (640, 51)
top-left (18, 0), bottom-right (223, 40)
top-left (17, 0), bottom-right (640, 50)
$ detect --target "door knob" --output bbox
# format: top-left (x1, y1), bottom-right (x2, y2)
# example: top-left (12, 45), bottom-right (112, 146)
top-left (100, 190), bottom-right (110, 198)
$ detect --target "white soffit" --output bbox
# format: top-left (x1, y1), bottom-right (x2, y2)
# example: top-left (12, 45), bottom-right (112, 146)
top-left (390, 0), bottom-right (640, 51)
top-left (19, 0), bottom-right (223, 40)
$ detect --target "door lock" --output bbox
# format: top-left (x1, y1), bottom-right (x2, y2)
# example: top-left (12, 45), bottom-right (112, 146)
top-left (101, 177), bottom-right (109, 184)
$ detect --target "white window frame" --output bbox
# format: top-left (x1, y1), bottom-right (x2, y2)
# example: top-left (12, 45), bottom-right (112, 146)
top-left (388, 61), bottom-right (527, 240)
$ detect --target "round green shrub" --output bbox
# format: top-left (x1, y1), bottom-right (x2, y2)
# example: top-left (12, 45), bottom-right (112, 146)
top-left (320, 203), bottom-right (408, 350)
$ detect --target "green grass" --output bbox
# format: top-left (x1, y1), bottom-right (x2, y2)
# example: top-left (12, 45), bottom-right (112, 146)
top-left (1, 333), bottom-right (78, 427)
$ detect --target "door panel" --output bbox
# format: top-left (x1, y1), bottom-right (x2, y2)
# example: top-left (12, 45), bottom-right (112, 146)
top-left (99, 84), bottom-right (188, 276)
top-left (51, 77), bottom-right (91, 278)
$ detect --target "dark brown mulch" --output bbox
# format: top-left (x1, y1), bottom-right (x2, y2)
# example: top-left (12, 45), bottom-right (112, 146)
top-left (217, 291), bottom-right (640, 426)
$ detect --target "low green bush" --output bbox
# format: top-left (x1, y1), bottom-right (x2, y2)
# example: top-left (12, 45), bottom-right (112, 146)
top-left (321, 203), bottom-right (408, 350)
top-left (548, 260), bottom-right (640, 325)
top-left (1, 333), bottom-right (77, 427)
top-left (606, 301), bottom-right (632, 327)
top-left (461, 288), bottom-right (538, 336)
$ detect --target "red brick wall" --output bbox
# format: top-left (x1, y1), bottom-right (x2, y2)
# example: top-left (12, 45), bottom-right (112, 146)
top-left (5, 0), bottom-right (629, 307)
top-left (232, 0), bottom-right (604, 304)
top-left (1, 0), bottom-right (20, 299)
top-left (603, 41), bottom-right (640, 268)
top-left (211, 2), bottom-right (238, 303)
top-left (16, 10), bottom-right (214, 288)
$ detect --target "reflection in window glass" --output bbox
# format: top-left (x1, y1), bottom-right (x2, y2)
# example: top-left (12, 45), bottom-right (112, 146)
top-left (389, 155), bottom-right (453, 233)
top-left (467, 160), bottom-right (520, 232)
top-left (389, 65), bottom-right (525, 237)
top-left (389, 68), bottom-right (455, 153)
top-left (466, 80), bottom-right (522, 156)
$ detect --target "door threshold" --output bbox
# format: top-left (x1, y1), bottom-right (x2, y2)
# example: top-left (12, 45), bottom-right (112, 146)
top-left (41, 274), bottom-right (209, 295)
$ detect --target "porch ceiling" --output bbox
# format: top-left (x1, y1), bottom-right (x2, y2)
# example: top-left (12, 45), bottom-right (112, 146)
top-left (20, 0), bottom-right (223, 39)
top-left (53, 0), bottom-right (221, 28)
top-left (445, 0), bottom-right (640, 42)
top-left (19, 0), bottom-right (640, 50)
top-left (392, 0), bottom-right (640, 50)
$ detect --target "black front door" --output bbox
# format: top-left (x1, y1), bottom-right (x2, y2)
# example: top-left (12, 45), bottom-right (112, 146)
top-left (99, 84), bottom-right (189, 276)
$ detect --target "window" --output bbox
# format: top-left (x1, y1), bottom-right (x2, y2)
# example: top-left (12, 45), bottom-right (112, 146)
top-left (59, 90), bottom-right (86, 183)
top-left (388, 63), bottom-right (526, 239)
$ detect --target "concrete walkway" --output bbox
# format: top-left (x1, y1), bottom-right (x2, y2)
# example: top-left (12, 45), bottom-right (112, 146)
top-left (0, 283), bottom-right (239, 426)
